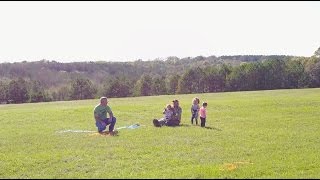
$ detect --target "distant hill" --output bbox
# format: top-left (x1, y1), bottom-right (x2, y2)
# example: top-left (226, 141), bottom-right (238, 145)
top-left (2, 54), bottom-right (318, 104)
top-left (0, 55), bottom-right (295, 87)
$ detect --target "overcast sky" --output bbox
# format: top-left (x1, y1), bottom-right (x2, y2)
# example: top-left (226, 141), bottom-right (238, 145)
top-left (0, 1), bottom-right (320, 63)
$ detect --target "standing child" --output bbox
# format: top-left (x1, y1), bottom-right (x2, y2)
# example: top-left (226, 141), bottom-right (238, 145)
top-left (191, 97), bottom-right (200, 125)
top-left (199, 102), bottom-right (208, 127)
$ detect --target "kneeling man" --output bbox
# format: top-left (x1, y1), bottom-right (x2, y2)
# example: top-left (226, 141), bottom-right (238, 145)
top-left (94, 97), bottom-right (117, 135)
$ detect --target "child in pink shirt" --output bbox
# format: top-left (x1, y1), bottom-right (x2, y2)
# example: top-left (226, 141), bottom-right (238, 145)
top-left (199, 102), bottom-right (208, 127)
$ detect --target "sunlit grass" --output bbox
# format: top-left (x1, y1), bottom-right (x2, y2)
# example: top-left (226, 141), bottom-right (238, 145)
top-left (1, 88), bottom-right (320, 178)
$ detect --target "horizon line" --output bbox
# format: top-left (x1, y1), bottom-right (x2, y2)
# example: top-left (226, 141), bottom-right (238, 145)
top-left (0, 54), bottom-right (311, 64)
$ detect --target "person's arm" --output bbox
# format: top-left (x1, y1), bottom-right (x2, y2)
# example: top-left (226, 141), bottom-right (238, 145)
top-left (108, 111), bottom-right (113, 121)
top-left (163, 109), bottom-right (166, 114)
top-left (106, 106), bottom-right (114, 120)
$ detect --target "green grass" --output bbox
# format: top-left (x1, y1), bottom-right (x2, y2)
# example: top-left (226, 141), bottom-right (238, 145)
top-left (1, 88), bottom-right (320, 178)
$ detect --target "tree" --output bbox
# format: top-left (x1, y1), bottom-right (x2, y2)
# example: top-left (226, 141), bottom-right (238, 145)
top-left (240, 62), bottom-right (262, 90)
top-left (166, 56), bottom-right (180, 65)
top-left (133, 74), bottom-right (153, 96)
top-left (260, 59), bottom-right (286, 90)
top-left (205, 66), bottom-right (226, 92)
top-left (0, 80), bottom-right (9, 103)
top-left (55, 86), bottom-right (71, 101)
top-left (69, 78), bottom-right (97, 100)
top-left (166, 74), bottom-right (180, 94)
top-left (29, 80), bottom-right (46, 102)
top-left (194, 67), bottom-right (207, 93)
top-left (177, 69), bottom-right (196, 94)
top-left (314, 47), bottom-right (320, 57)
top-left (304, 56), bottom-right (320, 87)
top-left (8, 78), bottom-right (29, 103)
top-left (284, 60), bottom-right (306, 88)
top-left (219, 64), bottom-right (232, 80)
top-left (103, 78), bottom-right (131, 98)
top-left (152, 76), bottom-right (167, 95)
top-left (1, 53), bottom-right (320, 103)
top-left (226, 65), bottom-right (246, 91)
top-left (177, 67), bottom-right (206, 94)
top-left (308, 61), bottom-right (320, 87)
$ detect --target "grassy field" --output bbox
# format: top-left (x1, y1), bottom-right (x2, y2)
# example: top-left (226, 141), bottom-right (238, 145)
top-left (1, 88), bottom-right (320, 178)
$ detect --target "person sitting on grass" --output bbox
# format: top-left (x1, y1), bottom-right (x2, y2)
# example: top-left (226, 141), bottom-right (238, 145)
top-left (171, 99), bottom-right (182, 126)
top-left (153, 99), bottom-right (182, 127)
top-left (94, 97), bottom-right (117, 136)
top-left (153, 104), bottom-right (174, 127)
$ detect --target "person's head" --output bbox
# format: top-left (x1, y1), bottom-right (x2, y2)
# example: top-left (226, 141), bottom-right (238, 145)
top-left (172, 99), bottom-right (179, 107)
top-left (166, 104), bottom-right (173, 110)
top-left (202, 102), bottom-right (208, 107)
top-left (196, 97), bottom-right (200, 104)
top-left (192, 98), bottom-right (196, 104)
top-left (100, 97), bottom-right (109, 106)
top-left (192, 97), bottom-right (199, 105)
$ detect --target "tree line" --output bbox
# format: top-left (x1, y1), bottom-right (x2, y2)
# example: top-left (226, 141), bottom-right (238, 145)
top-left (0, 49), bottom-right (319, 104)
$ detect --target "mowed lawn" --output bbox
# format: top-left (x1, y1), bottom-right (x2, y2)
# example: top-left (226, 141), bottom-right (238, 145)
top-left (1, 88), bottom-right (320, 178)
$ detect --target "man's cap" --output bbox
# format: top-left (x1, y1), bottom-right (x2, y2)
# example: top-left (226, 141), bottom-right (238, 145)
top-left (172, 99), bottom-right (179, 102)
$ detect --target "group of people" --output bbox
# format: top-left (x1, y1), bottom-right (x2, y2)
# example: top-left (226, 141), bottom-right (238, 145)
top-left (190, 97), bottom-right (208, 127)
top-left (152, 99), bottom-right (182, 127)
top-left (93, 96), bottom-right (208, 136)
top-left (153, 97), bottom-right (208, 128)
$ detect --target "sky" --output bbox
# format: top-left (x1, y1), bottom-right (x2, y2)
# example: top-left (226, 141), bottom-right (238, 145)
top-left (0, 1), bottom-right (320, 63)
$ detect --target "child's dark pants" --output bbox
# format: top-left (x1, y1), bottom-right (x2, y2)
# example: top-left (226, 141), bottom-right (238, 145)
top-left (200, 117), bottom-right (206, 127)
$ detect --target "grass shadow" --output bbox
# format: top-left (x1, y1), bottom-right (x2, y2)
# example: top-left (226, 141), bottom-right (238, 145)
top-left (178, 124), bottom-right (192, 127)
top-left (160, 123), bottom-right (191, 128)
top-left (173, 124), bottom-right (222, 131)
top-left (203, 126), bottom-right (222, 131)
top-left (153, 123), bottom-right (222, 131)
